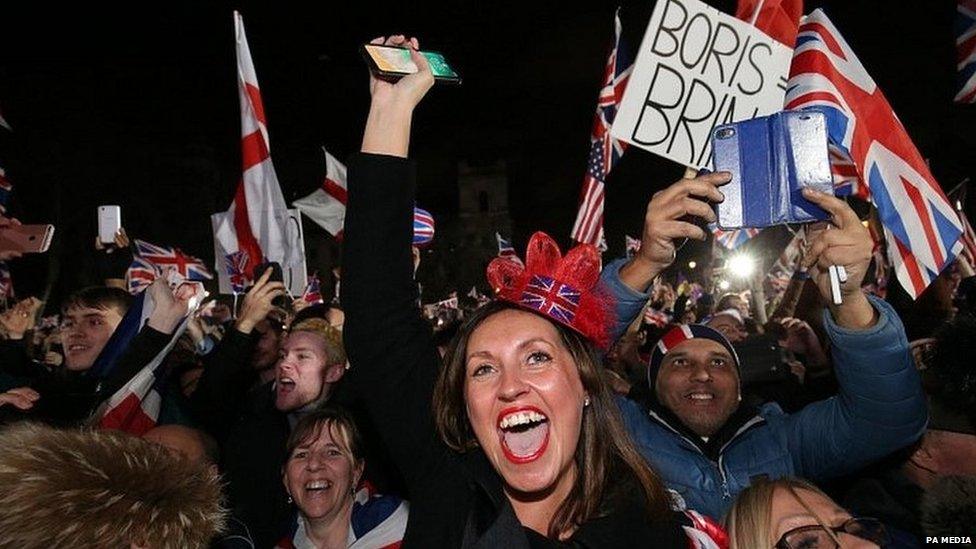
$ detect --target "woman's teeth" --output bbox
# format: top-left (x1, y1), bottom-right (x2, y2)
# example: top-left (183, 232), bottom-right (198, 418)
top-left (305, 480), bottom-right (332, 491)
top-left (499, 410), bottom-right (547, 429)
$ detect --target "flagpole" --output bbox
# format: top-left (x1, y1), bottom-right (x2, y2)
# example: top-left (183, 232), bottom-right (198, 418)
top-left (749, 0), bottom-right (767, 26)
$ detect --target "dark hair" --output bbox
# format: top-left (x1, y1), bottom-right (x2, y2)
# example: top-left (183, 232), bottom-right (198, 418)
top-left (433, 300), bottom-right (672, 538)
top-left (61, 286), bottom-right (131, 317)
top-left (285, 406), bottom-right (364, 467)
top-left (291, 303), bottom-right (334, 327)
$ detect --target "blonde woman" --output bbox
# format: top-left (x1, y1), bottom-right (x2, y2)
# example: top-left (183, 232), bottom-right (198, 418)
top-left (725, 477), bottom-right (888, 549)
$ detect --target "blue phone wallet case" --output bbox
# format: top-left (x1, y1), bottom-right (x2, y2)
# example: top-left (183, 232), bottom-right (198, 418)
top-left (711, 110), bottom-right (834, 230)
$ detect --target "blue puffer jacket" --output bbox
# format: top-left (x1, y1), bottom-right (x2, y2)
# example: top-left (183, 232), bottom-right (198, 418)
top-left (600, 258), bottom-right (928, 521)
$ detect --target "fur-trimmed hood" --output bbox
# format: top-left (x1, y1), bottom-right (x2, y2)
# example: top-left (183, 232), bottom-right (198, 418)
top-left (0, 423), bottom-right (226, 548)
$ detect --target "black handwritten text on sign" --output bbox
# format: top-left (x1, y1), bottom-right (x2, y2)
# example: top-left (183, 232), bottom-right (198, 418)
top-left (611, 0), bottom-right (791, 168)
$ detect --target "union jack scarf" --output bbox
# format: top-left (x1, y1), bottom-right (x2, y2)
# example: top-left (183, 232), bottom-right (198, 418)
top-left (276, 486), bottom-right (407, 549)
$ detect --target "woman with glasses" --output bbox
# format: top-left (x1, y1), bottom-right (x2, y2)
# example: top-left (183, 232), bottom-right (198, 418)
top-left (725, 477), bottom-right (888, 548)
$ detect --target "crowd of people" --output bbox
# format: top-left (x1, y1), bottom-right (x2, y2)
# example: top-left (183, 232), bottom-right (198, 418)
top-left (0, 34), bottom-right (974, 548)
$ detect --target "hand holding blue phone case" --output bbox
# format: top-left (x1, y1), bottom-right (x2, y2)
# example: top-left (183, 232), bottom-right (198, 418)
top-left (711, 110), bottom-right (834, 229)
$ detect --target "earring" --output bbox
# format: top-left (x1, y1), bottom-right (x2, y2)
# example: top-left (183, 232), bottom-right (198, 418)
top-left (583, 396), bottom-right (590, 407)
top-left (287, 495), bottom-right (293, 504)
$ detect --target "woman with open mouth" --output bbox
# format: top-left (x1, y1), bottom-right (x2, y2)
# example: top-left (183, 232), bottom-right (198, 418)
top-left (341, 35), bottom-right (693, 547)
top-left (278, 406), bottom-right (409, 548)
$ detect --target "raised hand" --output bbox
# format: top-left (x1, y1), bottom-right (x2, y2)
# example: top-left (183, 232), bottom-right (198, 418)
top-left (0, 215), bottom-right (23, 261)
top-left (800, 188), bottom-right (875, 328)
top-left (0, 297), bottom-right (43, 340)
top-left (235, 267), bottom-right (286, 334)
top-left (146, 278), bottom-right (197, 334)
top-left (620, 171), bottom-right (731, 291)
top-left (361, 35), bottom-right (436, 158)
top-left (366, 35), bottom-right (435, 111)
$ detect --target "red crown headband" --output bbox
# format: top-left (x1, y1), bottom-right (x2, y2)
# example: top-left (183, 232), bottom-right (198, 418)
top-left (486, 231), bottom-right (613, 349)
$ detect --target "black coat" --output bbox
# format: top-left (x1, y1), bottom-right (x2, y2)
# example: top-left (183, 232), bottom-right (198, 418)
top-left (0, 327), bottom-right (170, 427)
top-left (192, 329), bottom-right (292, 549)
top-left (342, 153), bottom-right (687, 548)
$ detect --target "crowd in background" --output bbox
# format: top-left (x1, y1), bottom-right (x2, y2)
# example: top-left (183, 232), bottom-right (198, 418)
top-left (0, 31), bottom-right (974, 549)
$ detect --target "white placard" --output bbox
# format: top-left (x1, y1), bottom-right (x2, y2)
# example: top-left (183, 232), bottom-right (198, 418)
top-left (611, 0), bottom-right (792, 168)
top-left (211, 208), bottom-right (308, 297)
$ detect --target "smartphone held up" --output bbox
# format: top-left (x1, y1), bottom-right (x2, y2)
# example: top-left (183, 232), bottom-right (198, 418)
top-left (0, 224), bottom-right (54, 254)
top-left (710, 110), bottom-right (834, 230)
top-left (97, 205), bottom-right (122, 245)
top-left (361, 43), bottom-right (461, 85)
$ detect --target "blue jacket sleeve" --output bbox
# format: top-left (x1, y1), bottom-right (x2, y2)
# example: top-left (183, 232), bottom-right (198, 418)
top-left (599, 257), bottom-right (650, 344)
top-left (775, 295), bottom-right (927, 480)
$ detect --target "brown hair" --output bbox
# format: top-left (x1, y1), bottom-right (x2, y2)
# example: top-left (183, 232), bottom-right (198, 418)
top-left (61, 286), bottom-right (131, 316)
top-left (285, 406), bottom-right (364, 467)
top-left (433, 300), bottom-right (672, 538)
top-left (724, 477), bottom-right (835, 549)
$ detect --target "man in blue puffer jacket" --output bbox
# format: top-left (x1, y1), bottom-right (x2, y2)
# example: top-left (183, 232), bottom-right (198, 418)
top-left (598, 171), bottom-right (927, 521)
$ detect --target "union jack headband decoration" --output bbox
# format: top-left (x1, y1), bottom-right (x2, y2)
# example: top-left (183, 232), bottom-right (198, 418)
top-left (647, 324), bottom-right (739, 388)
top-left (486, 231), bottom-right (613, 348)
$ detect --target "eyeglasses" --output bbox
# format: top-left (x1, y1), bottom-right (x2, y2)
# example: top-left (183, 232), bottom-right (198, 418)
top-left (775, 517), bottom-right (888, 549)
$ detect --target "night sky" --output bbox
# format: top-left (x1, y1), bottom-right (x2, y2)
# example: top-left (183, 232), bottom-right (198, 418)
top-left (0, 1), bottom-right (971, 308)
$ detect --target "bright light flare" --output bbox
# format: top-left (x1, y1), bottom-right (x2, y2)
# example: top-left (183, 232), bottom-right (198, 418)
top-left (727, 254), bottom-right (756, 279)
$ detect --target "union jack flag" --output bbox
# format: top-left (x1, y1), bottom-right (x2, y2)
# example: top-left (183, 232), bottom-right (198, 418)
top-left (134, 239), bottom-right (213, 281)
top-left (496, 233), bottom-right (524, 267)
top-left (224, 251), bottom-right (250, 294)
top-left (94, 286), bottom-right (202, 436)
top-left (413, 207), bottom-right (435, 247)
top-left (125, 256), bottom-right (158, 295)
top-left (957, 0), bottom-right (976, 103)
top-left (952, 189), bottom-right (976, 265)
top-left (519, 275), bottom-right (581, 325)
top-left (711, 225), bottom-right (760, 250)
top-left (735, 0), bottom-right (803, 47)
top-left (765, 227), bottom-right (807, 306)
top-left (644, 306), bottom-right (671, 328)
top-left (828, 144), bottom-right (868, 200)
top-left (302, 273), bottom-right (324, 305)
top-left (570, 9), bottom-right (632, 250)
top-left (786, 10), bottom-right (963, 299)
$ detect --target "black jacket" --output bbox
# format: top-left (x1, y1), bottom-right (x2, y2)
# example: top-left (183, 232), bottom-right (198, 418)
top-left (342, 153), bottom-right (686, 548)
top-left (192, 328), bottom-right (292, 549)
top-left (0, 327), bottom-right (171, 426)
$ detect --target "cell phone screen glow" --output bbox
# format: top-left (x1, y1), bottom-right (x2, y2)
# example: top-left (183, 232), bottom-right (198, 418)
top-left (364, 45), bottom-right (459, 79)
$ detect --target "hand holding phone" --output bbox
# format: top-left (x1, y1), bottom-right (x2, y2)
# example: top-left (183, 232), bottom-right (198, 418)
top-left (97, 205), bottom-right (122, 245)
top-left (711, 110), bottom-right (833, 230)
top-left (0, 224), bottom-right (54, 254)
top-left (362, 43), bottom-right (461, 85)
top-left (253, 261), bottom-right (289, 308)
